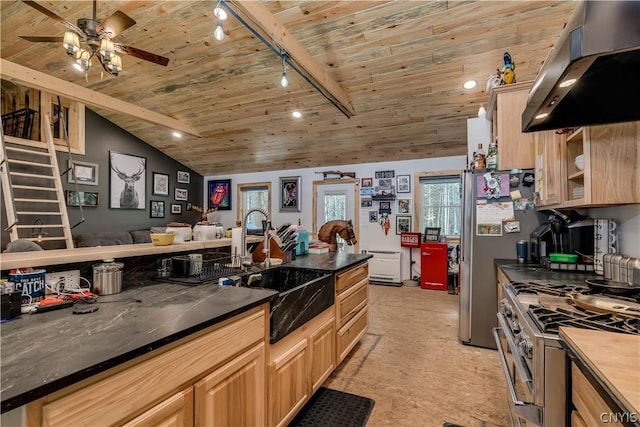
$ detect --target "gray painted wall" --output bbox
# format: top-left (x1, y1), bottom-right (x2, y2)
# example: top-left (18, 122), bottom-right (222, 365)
top-left (1, 109), bottom-right (203, 250)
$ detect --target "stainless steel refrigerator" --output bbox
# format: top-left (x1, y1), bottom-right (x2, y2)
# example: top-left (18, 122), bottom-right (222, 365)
top-left (458, 169), bottom-right (544, 349)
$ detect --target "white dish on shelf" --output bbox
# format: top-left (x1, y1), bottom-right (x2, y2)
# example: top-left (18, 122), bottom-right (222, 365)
top-left (575, 154), bottom-right (584, 170)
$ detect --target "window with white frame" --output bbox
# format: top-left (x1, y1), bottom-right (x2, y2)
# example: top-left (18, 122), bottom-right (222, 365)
top-left (238, 182), bottom-right (271, 232)
top-left (419, 176), bottom-right (461, 236)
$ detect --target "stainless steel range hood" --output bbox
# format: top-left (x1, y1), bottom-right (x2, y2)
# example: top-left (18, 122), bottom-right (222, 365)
top-left (522, 1), bottom-right (640, 132)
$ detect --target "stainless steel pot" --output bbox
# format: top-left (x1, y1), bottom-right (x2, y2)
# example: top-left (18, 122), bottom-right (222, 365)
top-left (92, 262), bottom-right (124, 295)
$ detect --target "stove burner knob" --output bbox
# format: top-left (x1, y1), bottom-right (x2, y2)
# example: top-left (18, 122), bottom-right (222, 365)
top-left (519, 336), bottom-right (534, 359)
top-left (511, 320), bottom-right (521, 333)
top-left (500, 301), bottom-right (513, 318)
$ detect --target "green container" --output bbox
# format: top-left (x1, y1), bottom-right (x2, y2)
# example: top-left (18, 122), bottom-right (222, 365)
top-left (549, 253), bottom-right (578, 263)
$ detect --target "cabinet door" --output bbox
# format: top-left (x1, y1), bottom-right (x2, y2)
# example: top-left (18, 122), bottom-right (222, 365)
top-left (194, 343), bottom-right (266, 427)
top-left (270, 340), bottom-right (309, 427)
top-left (492, 82), bottom-right (536, 170)
top-left (420, 243), bottom-right (448, 290)
top-left (336, 277), bottom-right (368, 328)
top-left (536, 130), bottom-right (565, 207)
top-left (309, 318), bottom-right (336, 394)
top-left (571, 363), bottom-right (622, 427)
top-left (122, 388), bottom-right (194, 427)
top-left (337, 306), bottom-right (369, 364)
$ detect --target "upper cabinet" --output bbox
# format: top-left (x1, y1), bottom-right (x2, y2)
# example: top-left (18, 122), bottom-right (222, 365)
top-left (535, 129), bottom-right (566, 208)
top-left (562, 122), bottom-right (640, 208)
top-left (487, 81), bottom-right (536, 170)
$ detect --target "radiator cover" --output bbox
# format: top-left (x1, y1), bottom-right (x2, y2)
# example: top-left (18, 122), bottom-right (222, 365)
top-left (365, 250), bottom-right (401, 283)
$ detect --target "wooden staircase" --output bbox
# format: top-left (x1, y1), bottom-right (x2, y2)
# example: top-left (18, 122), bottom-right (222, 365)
top-left (1, 115), bottom-right (74, 249)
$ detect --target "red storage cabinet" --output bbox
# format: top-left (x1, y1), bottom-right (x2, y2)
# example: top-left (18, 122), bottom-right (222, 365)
top-left (420, 243), bottom-right (448, 290)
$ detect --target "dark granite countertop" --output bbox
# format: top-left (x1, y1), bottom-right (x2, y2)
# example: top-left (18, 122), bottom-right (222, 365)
top-left (0, 252), bottom-right (371, 413)
top-left (495, 258), bottom-right (598, 285)
top-left (0, 283), bottom-right (277, 413)
top-left (288, 252), bottom-right (372, 272)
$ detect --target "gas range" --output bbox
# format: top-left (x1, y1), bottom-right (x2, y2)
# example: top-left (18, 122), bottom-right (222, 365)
top-left (495, 279), bottom-right (640, 427)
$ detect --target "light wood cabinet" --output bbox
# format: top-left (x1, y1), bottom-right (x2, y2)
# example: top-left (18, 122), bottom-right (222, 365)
top-left (122, 388), bottom-right (194, 427)
top-left (309, 318), bottom-right (336, 394)
top-left (195, 343), bottom-right (266, 427)
top-left (535, 129), bottom-right (566, 208)
top-left (571, 362), bottom-right (622, 427)
top-left (335, 262), bottom-right (369, 365)
top-left (562, 122), bottom-right (640, 208)
top-left (487, 81), bottom-right (536, 170)
top-left (268, 307), bottom-right (335, 427)
top-left (29, 305), bottom-right (267, 427)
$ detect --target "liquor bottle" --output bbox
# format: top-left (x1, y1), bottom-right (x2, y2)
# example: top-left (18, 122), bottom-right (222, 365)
top-left (486, 140), bottom-right (498, 171)
top-left (474, 144), bottom-right (486, 169)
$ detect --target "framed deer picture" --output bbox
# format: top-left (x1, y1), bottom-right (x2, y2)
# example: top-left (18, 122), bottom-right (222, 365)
top-left (109, 152), bottom-right (146, 210)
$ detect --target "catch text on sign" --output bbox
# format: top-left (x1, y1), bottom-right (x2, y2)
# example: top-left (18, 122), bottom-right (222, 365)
top-left (400, 232), bottom-right (422, 248)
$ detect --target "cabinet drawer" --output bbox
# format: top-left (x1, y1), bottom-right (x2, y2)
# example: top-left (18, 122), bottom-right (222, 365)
top-left (571, 410), bottom-right (587, 427)
top-left (336, 263), bottom-right (368, 293)
top-left (41, 307), bottom-right (266, 427)
top-left (336, 278), bottom-right (368, 328)
top-left (337, 306), bottom-right (368, 363)
top-left (572, 363), bottom-right (622, 427)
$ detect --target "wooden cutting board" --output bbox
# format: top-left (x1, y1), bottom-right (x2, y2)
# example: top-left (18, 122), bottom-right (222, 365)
top-left (570, 294), bottom-right (640, 318)
top-left (560, 327), bottom-right (640, 416)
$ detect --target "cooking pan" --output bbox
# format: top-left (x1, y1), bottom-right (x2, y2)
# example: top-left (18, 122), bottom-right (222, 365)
top-left (569, 294), bottom-right (640, 318)
top-left (585, 279), bottom-right (640, 296)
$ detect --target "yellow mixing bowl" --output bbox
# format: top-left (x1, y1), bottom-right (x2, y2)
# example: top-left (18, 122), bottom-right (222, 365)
top-left (151, 233), bottom-right (176, 246)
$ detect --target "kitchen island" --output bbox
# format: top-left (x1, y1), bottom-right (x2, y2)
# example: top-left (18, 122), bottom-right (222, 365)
top-left (1, 252), bottom-right (371, 427)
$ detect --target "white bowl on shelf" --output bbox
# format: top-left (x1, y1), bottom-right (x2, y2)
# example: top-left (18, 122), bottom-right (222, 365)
top-left (575, 154), bottom-right (584, 170)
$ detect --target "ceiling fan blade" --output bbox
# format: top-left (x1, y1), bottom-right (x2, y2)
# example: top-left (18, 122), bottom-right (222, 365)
top-left (21, 0), bottom-right (84, 35)
top-left (19, 35), bottom-right (64, 43)
top-left (96, 11), bottom-right (136, 38)
top-left (114, 44), bottom-right (169, 67)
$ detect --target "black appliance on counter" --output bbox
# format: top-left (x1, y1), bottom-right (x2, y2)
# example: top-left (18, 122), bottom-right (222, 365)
top-left (530, 223), bottom-right (552, 263)
top-left (548, 210), bottom-right (595, 262)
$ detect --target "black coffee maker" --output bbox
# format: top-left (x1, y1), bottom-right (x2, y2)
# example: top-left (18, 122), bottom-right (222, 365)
top-left (548, 209), bottom-right (595, 262)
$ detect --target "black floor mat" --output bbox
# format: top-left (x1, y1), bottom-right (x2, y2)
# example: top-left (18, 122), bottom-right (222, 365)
top-left (288, 387), bottom-right (375, 427)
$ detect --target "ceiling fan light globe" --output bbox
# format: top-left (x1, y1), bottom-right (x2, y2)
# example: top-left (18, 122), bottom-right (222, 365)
top-left (99, 38), bottom-right (115, 61)
top-left (214, 7), bottom-right (227, 21)
top-left (75, 49), bottom-right (92, 72)
top-left (213, 23), bottom-right (225, 41)
top-left (62, 31), bottom-right (80, 55)
top-left (107, 54), bottom-right (122, 75)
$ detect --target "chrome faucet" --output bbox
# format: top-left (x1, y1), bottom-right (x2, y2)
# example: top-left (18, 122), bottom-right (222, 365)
top-left (241, 208), bottom-right (270, 267)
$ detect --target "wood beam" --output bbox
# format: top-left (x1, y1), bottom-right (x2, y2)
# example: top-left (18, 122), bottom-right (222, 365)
top-left (0, 59), bottom-right (201, 138)
top-left (228, 1), bottom-right (356, 118)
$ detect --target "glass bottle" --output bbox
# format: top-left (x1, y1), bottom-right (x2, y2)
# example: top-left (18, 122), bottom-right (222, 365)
top-left (486, 140), bottom-right (498, 171)
top-left (474, 144), bottom-right (486, 169)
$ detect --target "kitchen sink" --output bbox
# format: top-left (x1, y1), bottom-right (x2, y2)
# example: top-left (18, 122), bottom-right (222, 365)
top-left (243, 266), bottom-right (334, 343)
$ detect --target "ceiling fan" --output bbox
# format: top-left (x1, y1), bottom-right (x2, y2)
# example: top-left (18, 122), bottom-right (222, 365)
top-left (19, 0), bottom-right (169, 76)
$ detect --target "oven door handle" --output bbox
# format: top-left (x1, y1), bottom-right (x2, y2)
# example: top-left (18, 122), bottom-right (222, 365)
top-left (497, 313), bottom-right (532, 383)
top-left (493, 327), bottom-right (543, 426)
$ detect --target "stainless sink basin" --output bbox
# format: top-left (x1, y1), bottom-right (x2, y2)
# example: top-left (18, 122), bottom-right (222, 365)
top-left (243, 266), bottom-right (334, 343)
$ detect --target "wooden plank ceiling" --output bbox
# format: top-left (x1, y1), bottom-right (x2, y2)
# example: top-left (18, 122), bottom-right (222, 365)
top-left (0, 0), bottom-right (577, 176)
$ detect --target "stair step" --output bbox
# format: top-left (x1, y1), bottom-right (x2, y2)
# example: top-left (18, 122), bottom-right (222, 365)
top-left (14, 198), bottom-right (59, 203)
top-left (9, 172), bottom-right (54, 179)
top-left (14, 224), bottom-right (64, 229)
top-left (12, 185), bottom-right (56, 191)
top-left (5, 146), bottom-right (50, 156)
top-left (8, 159), bottom-right (54, 168)
top-left (16, 211), bottom-right (63, 216)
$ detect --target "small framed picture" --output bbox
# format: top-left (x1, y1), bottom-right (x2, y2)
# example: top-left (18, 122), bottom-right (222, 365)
top-left (186, 202), bottom-right (193, 211)
top-left (423, 227), bottom-right (441, 242)
top-left (171, 203), bottom-right (182, 214)
top-left (208, 179), bottom-right (231, 210)
top-left (66, 190), bottom-right (98, 207)
top-left (396, 216), bottom-right (412, 235)
top-left (177, 171), bottom-right (190, 184)
top-left (150, 200), bottom-right (165, 218)
top-left (280, 176), bottom-right (301, 212)
top-left (397, 198), bottom-right (411, 214)
top-left (379, 201), bottom-right (391, 210)
top-left (397, 175), bottom-right (411, 193)
top-left (175, 188), bottom-right (188, 201)
top-left (369, 211), bottom-right (378, 223)
top-left (67, 160), bottom-right (98, 186)
top-left (361, 177), bottom-right (373, 188)
top-left (361, 197), bottom-right (372, 208)
top-left (152, 172), bottom-right (169, 196)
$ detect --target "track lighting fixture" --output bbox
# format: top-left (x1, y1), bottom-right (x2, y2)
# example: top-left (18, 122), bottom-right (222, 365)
top-left (213, 0), bottom-right (227, 41)
top-left (280, 52), bottom-right (289, 87)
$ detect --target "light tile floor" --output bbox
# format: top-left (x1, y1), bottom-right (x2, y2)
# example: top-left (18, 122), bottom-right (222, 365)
top-left (324, 284), bottom-right (509, 427)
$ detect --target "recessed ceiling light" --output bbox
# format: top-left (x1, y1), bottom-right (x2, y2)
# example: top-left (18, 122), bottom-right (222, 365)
top-left (292, 111), bottom-right (302, 119)
top-left (463, 80), bottom-right (477, 90)
top-left (535, 113), bottom-right (549, 120)
top-left (172, 131), bottom-right (182, 138)
top-left (559, 78), bottom-right (576, 88)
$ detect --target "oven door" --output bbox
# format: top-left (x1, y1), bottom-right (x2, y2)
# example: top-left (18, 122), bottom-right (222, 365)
top-left (494, 314), bottom-right (543, 426)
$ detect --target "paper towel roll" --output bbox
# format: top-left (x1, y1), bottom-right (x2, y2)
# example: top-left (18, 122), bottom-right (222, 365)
top-left (231, 227), bottom-right (243, 267)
